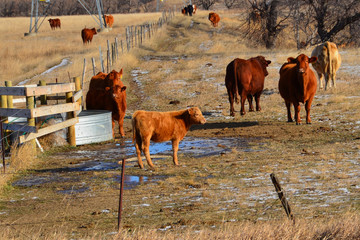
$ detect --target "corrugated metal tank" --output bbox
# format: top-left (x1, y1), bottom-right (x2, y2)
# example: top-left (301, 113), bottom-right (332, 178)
top-left (75, 110), bottom-right (113, 145)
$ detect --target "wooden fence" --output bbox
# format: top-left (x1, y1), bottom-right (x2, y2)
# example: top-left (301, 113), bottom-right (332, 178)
top-left (0, 77), bottom-right (82, 150)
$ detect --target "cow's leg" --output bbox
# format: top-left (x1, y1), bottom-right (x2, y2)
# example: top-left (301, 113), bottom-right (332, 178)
top-left (247, 95), bottom-right (254, 112)
top-left (142, 137), bottom-right (155, 169)
top-left (332, 72), bottom-right (337, 89)
top-left (305, 98), bottom-right (314, 124)
top-left (240, 94), bottom-right (247, 115)
top-left (324, 73), bottom-right (330, 90)
top-left (118, 115), bottom-right (125, 137)
top-left (294, 102), bottom-right (301, 125)
top-left (134, 137), bottom-right (144, 169)
top-left (172, 139), bottom-right (180, 166)
top-left (255, 92), bottom-right (261, 111)
top-left (285, 101), bottom-right (293, 122)
top-left (318, 73), bottom-right (324, 90)
top-left (227, 89), bottom-right (235, 117)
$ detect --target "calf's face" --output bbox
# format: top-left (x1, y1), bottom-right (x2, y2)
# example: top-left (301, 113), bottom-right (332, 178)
top-left (288, 54), bottom-right (317, 75)
top-left (188, 107), bottom-right (206, 124)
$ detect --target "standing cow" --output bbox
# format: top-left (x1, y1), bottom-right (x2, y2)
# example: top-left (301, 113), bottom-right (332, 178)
top-left (104, 15), bottom-right (114, 28)
top-left (311, 41), bottom-right (341, 90)
top-left (48, 18), bottom-right (61, 30)
top-left (208, 12), bottom-right (220, 27)
top-left (132, 107), bottom-right (206, 169)
top-left (81, 28), bottom-right (97, 44)
top-left (225, 56), bottom-right (271, 116)
top-left (86, 69), bottom-right (127, 137)
top-left (278, 54), bottom-right (318, 125)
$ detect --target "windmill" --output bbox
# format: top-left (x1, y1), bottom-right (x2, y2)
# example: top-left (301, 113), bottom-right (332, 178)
top-left (25, 0), bottom-right (108, 36)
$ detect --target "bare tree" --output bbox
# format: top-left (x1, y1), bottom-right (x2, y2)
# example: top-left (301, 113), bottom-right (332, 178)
top-left (196, 0), bottom-right (217, 10)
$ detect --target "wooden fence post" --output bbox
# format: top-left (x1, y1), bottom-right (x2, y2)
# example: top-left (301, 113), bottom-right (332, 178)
top-left (26, 96), bottom-right (36, 151)
top-left (66, 91), bottom-right (76, 147)
top-left (99, 46), bottom-right (105, 73)
top-left (121, 40), bottom-right (124, 54)
top-left (107, 40), bottom-right (112, 68)
top-left (39, 80), bottom-right (47, 105)
top-left (270, 173), bottom-right (295, 224)
top-left (115, 37), bottom-right (119, 58)
top-left (74, 77), bottom-right (82, 108)
top-left (91, 57), bottom-right (96, 76)
top-left (82, 58), bottom-right (86, 92)
top-left (5, 81), bottom-right (13, 109)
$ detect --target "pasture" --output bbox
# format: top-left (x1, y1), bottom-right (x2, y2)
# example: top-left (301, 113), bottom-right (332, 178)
top-left (0, 10), bottom-right (360, 239)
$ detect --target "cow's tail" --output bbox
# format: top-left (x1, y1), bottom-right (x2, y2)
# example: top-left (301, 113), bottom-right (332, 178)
top-left (234, 60), bottom-right (240, 104)
top-left (325, 41), bottom-right (332, 78)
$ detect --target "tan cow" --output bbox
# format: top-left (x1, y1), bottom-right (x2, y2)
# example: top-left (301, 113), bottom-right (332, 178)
top-left (311, 41), bottom-right (341, 90)
top-left (132, 107), bottom-right (206, 169)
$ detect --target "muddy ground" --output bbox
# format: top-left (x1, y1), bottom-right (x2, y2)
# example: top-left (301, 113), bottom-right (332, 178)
top-left (1, 13), bottom-right (360, 239)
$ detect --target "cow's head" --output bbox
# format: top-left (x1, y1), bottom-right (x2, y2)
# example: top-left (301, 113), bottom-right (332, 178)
top-left (255, 56), bottom-right (271, 76)
top-left (188, 107), bottom-right (206, 125)
top-left (104, 69), bottom-right (126, 99)
top-left (287, 54), bottom-right (317, 75)
top-left (91, 28), bottom-right (98, 35)
top-left (106, 69), bottom-right (123, 85)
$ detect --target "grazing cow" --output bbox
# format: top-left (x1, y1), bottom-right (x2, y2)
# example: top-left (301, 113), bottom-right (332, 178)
top-left (311, 41), bottom-right (341, 90)
top-left (48, 18), bottom-right (61, 30)
top-left (104, 14), bottom-right (114, 28)
top-left (86, 69), bottom-right (127, 137)
top-left (208, 12), bottom-right (220, 27)
top-left (278, 54), bottom-right (318, 125)
top-left (81, 27), bottom-right (97, 44)
top-left (225, 56), bottom-right (271, 116)
top-left (132, 107), bottom-right (206, 169)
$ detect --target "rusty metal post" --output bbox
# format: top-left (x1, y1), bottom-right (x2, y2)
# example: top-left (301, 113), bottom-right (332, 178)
top-left (270, 173), bottom-right (295, 224)
top-left (1, 117), bottom-right (5, 173)
top-left (118, 159), bottom-right (126, 232)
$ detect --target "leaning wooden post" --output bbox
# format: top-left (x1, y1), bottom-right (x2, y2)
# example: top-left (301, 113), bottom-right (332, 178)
top-left (39, 80), bottom-right (47, 105)
top-left (270, 173), bottom-right (295, 224)
top-left (91, 57), bottom-right (96, 76)
top-left (107, 40), bottom-right (112, 68)
top-left (99, 46), bottom-right (105, 73)
top-left (26, 95), bottom-right (36, 151)
top-left (81, 58), bottom-right (86, 93)
top-left (118, 159), bottom-right (126, 232)
top-left (74, 77), bottom-right (82, 108)
top-left (66, 91), bottom-right (76, 147)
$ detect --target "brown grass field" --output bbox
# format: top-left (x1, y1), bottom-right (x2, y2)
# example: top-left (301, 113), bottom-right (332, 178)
top-left (0, 9), bottom-right (360, 239)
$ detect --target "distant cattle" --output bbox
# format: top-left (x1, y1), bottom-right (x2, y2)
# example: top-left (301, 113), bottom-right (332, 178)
top-left (86, 69), bottom-right (127, 137)
top-left (311, 41), bottom-right (341, 90)
top-left (104, 14), bottom-right (114, 28)
top-left (278, 54), bottom-right (318, 124)
top-left (192, 4), bottom-right (197, 14)
top-left (225, 56), bottom-right (271, 116)
top-left (132, 107), bottom-right (206, 169)
top-left (182, 5), bottom-right (194, 16)
top-left (48, 18), bottom-right (61, 30)
top-left (208, 12), bottom-right (220, 27)
top-left (81, 28), bottom-right (97, 44)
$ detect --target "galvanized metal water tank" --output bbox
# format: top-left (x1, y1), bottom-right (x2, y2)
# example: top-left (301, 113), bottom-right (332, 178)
top-left (75, 110), bottom-right (113, 145)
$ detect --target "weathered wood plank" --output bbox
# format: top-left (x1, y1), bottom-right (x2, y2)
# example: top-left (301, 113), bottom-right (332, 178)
top-left (72, 90), bottom-right (83, 103)
top-left (25, 83), bottom-right (75, 96)
top-left (2, 123), bottom-right (36, 133)
top-left (0, 87), bottom-right (26, 96)
top-left (31, 102), bottom-right (80, 118)
top-left (0, 108), bottom-right (31, 118)
top-left (19, 117), bottom-right (79, 144)
top-left (46, 96), bottom-right (66, 101)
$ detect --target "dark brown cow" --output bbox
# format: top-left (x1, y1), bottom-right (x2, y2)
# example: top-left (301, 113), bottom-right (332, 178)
top-left (48, 18), bottom-right (61, 30)
top-left (208, 12), bottom-right (220, 27)
top-left (81, 28), bottom-right (97, 44)
top-left (225, 56), bottom-right (271, 116)
top-left (132, 107), bottom-right (206, 169)
top-left (86, 69), bottom-right (127, 137)
top-left (104, 15), bottom-right (114, 28)
top-left (278, 54), bottom-right (318, 124)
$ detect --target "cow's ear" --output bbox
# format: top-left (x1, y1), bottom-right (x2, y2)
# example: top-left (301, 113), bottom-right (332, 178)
top-left (105, 87), bottom-right (110, 91)
top-left (121, 86), bottom-right (126, 92)
top-left (187, 108), bottom-right (194, 115)
top-left (309, 56), bottom-right (317, 63)
top-left (287, 57), bottom-right (296, 63)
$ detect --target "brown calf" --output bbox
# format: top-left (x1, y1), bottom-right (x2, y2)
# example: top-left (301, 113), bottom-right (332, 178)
top-left (132, 107), bottom-right (206, 169)
top-left (278, 54), bottom-right (317, 124)
top-left (81, 27), bottom-right (97, 44)
top-left (208, 12), bottom-right (220, 27)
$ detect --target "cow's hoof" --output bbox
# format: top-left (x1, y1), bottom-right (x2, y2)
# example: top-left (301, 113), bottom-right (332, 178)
top-left (306, 122), bottom-right (312, 124)
top-left (230, 113), bottom-right (235, 117)
top-left (249, 109), bottom-right (254, 112)
top-left (240, 112), bottom-right (246, 116)
top-left (287, 119), bottom-right (293, 123)
top-left (296, 122), bottom-right (301, 125)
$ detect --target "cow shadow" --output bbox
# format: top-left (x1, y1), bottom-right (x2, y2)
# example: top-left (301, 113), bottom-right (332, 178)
top-left (191, 121), bottom-right (258, 130)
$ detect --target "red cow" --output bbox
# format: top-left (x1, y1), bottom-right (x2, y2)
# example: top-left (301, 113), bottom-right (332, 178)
top-left (104, 15), bottom-right (114, 28)
top-left (81, 28), bottom-right (97, 44)
top-left (132, 107), bottom-right (206, 169)
top-left (192, 5), bottom-right (197, 14)
top-left (48, 18), bottom-right (61, 30)
top-left (208, 12), bottom-right (220, 27)
top-left (225, 56), bottom-right (271, 116)
top-left (278, 54), bottom-right (318, 124)
top-left (86, 69), bottom-right (127, 137)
